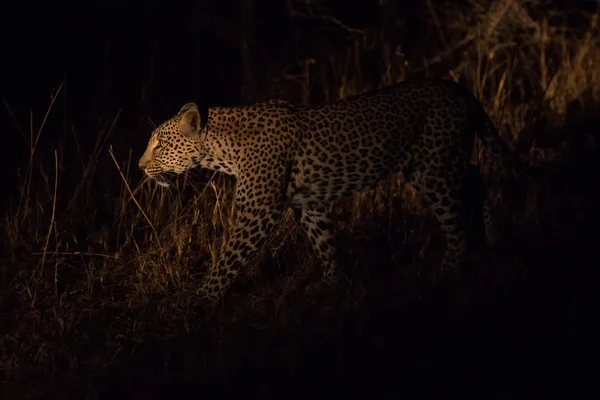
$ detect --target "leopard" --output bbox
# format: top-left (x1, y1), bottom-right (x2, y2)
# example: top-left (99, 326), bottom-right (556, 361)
top-left (138, 78), bottom-right (533, 304)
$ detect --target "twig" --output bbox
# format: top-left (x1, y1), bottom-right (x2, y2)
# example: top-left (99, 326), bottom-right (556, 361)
top-left (39, 150), bottom-right (59, 277)
top-left (18, 83), bottom-right (63, 224)
top-left (413, 33), bottom-right (478, 73)
top-left (32, 251), bottom-right (116, 258)
top-left (287, 4), bottom-right (365, 38)
top-left (108, 145), bottom-right (165, 257)
top-left (426, 0), bottom-right (447, 47)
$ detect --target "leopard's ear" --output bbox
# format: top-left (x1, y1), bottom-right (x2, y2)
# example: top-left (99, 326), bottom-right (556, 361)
top-left (179, 105), bottom-right (201, 137)
top-left (178, 102), bottom-right (198, 116)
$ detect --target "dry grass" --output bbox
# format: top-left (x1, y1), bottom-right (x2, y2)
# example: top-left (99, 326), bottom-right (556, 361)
top-left (1, 3), bottom-right (599, 398)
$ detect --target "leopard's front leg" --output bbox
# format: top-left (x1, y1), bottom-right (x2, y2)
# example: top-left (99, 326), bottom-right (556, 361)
top-left (197, 173), bottom-right (286, 304)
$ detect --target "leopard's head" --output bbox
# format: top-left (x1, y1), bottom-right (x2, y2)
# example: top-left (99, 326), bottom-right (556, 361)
top-left (138, 103), bottom-right (206, 186)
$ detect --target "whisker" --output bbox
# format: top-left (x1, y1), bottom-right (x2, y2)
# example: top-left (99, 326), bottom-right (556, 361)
top-left (142, 116), bottom-right (157, 131)
top-left (184, 170), bottom-right (204, 181)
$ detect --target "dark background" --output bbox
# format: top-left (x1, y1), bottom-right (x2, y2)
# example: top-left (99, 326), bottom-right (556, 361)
top-left (1, 1), bottom-right (599, 398)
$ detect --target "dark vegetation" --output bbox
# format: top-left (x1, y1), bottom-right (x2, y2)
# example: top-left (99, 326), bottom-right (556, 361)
top-left (1, 1), bottom-right (599, 398)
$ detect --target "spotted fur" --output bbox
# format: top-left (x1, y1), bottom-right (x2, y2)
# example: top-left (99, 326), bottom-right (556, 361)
top-left (138, 79), bottom-right (529, 303)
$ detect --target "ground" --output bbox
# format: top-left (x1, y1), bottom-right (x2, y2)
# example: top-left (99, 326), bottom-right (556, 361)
top-left (2, 169), bottom-right (599, 398)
